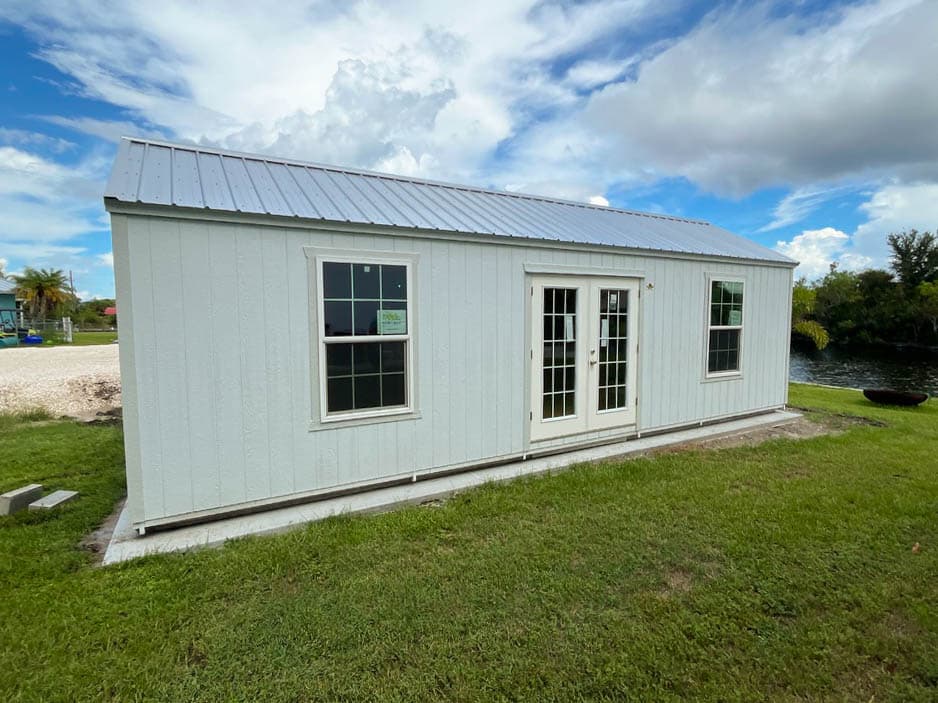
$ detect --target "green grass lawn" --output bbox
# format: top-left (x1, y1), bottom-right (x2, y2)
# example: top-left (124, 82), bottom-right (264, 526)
top-left (70, 330), bottom-right (118, 346)
top-left (1, 384), bottom-right (936, 701)
top-left (13, 330), bottom-right (118, 347)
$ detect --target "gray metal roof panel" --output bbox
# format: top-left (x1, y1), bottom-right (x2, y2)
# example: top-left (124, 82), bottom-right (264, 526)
top-left (243, 159), bottom-right (292, 216)
top-left (197, 152), bottom-right (236, 211)
top-left (104, 137), bottom-right (796, 265)
top-left (0, 278), bottom-right (16, 294)
top-left (268, 164), bottom-right (320, 219)
top-left (220, 156), bottom-right (264, 213)
top-left (306, 169), bottom-right (362, 221)
top-left (138, 143), bottom-right (172, 205)
top-left (171, 148), bottom-right (203, 208)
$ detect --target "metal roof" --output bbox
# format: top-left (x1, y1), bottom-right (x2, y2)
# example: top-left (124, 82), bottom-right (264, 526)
top-left (104, 137), bottom-right (795, 265)
top-left (0, 278), bottom-right (16, 294)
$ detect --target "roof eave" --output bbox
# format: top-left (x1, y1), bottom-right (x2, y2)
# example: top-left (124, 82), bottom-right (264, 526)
top-left (103, 199), bottom-right (800, 269)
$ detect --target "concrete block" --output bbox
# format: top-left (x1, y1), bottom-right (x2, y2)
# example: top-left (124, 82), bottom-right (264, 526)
top-left (28, 490), bottom-right (79, 511)
top-left (0, 484), bottom-right (43, 515)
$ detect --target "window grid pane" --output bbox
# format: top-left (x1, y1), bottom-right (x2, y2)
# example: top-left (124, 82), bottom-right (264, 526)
top-left (325, 341), bottom-right (407, 412)
top-left (542, 287), bottom-right (576, 420)
top-left (598, 289), bottom-right (629, 411)
top-left (709, 280), bottom-right (744, 328)
top-left (323, 263), bottom-right (408, 337)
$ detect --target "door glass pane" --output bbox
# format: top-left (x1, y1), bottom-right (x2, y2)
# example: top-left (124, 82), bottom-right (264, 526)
top-left (542, 287), bottom-right (576, 419)
top-left (598, 289), bottom-right (629, 411)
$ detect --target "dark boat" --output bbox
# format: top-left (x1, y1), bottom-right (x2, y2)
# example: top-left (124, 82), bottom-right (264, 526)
top-left (863, 389), bottom-right (929, 406)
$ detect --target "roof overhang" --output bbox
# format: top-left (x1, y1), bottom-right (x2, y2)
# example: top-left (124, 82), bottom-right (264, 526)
top-left (105, 199), bottom-right (800, 270)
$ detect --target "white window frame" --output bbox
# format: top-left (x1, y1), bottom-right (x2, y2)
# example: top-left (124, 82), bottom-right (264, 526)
top-left (704, 274), bottom-right (745, 380)
top-left (306, 247), bottom-right (418, 426)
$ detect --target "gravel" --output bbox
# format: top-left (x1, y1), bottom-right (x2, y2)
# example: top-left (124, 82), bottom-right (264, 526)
top-left (0, 344), bottom-right (121, 417)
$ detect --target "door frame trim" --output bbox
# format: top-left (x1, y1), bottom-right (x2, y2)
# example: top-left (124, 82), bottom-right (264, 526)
top-left (524, 269), bottom-right (645, 449)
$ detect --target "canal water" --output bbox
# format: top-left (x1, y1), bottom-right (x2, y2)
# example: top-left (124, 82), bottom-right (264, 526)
top-left (789, 345), bottom-right (938, 397)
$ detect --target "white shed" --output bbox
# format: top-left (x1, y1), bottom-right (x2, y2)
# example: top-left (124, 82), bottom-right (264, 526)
top-left (105, 137), bottom-right (796, 533)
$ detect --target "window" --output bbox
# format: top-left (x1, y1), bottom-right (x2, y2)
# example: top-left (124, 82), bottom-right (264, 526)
top-left (542, 287), bottom-right (577, 419)
top-left (318, 258), bottom-right (412, 419)
top-left (598, 288), bottom-right (630, 411)
top-left (707, 279), bottom-right (743, 375)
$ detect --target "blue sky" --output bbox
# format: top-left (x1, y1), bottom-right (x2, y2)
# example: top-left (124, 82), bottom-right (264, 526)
top-left (1, 0), bottom-right (937, 299)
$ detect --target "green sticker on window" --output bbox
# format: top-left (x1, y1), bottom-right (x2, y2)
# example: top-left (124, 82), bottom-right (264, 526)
top-left (378, 309), bottom-right (407, 334)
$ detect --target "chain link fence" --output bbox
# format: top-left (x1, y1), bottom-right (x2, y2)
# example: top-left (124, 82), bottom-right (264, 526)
top-left (0, 314), bottom-right (73, 346)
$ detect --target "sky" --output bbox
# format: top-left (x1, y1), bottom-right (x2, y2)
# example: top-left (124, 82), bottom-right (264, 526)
top-left (1, 0), bottom-right (937, 300)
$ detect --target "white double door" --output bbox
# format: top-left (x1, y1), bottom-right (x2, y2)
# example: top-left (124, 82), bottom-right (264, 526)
top-left (529, 275), bottom-right (639, 442)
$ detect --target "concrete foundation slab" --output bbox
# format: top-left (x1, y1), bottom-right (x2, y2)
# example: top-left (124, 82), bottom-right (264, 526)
top-left (1, 484), bottom-right (43, 515)
top-left (103, 410), bottom-right (800, 565)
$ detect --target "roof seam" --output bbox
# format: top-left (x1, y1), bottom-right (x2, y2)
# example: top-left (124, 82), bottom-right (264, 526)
top-left (300, 167), bottom-right (343, 220)
top-left (135, 142), bottom-right (148, 203)
top-left (283, 164), bottom-right (323, 219)
top-left (216, 153), bottom-right (236, 211)
top-left (262, 160), bottom-right (294, 216)
top-left (193, 148), bottom-right (208, 208)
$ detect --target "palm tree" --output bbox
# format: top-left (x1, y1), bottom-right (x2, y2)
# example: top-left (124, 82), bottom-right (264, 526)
top-left (11, 267), bottom-right (71, 321)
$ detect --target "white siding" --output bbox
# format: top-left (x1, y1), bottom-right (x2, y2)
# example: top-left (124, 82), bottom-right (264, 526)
top-left (115, 214), bottom-right (793, 529)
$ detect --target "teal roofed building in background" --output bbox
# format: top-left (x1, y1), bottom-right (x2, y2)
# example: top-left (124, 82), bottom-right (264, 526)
top-left (0, 279), bottom-right (20, 347)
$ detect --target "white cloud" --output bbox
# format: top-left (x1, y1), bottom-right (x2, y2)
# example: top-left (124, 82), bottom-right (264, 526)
top-left (775, 181), bottom-right (938, 279)
top-left (9, 0), bottom-right (937, 204)
top-left (0, 146), bottom-right (108, 241)
top-left (852, 182), bottom-right (938, 265)
top-left (759, 184), bottom-right (860, 232)
top-left (0, 145), bottom-right (112, 295)
top-left (39, 116), bottom-right (167, 143)
top-left (588, 195), bottom-right (610, 207)
top-left (0, 128), bottom-right (74, 153)
top-left (96, 252), bottom-right (114, 267)
top-left (5, 0), bottom-right (668, 189)
top-left (518, 0), bottom-right (938, 197)
top-left (564, 59), bottom-right (631, 90)
top-left (775, 227), bottom-right (870, 280)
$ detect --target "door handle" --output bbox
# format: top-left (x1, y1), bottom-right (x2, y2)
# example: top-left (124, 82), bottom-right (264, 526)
top-left (589, 348), bottom-right (597, 366)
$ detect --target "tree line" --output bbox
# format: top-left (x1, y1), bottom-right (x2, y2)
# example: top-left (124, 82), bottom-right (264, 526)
top-left (0, 266), bottom-right (116, 328)
top-left (792, 230), bottom-right (938, 350)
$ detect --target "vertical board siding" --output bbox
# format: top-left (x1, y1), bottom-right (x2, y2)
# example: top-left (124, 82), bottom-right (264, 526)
top-left (178, 221), bottom-right (220, 511)
top-left (236, 228), bottom-right (272, 499)
top-left (110, 216), bottom-right (146, 520)
top-left (123, 215), bottom-right (792, 526)
top-left (130, 220), bottom-right (166, 519)
top-left (148, 220), bottom-right (194, 515)
top-left (261, 230), bottom-right (295, 498)
top-left (207, 223), bottom-right (247, 508)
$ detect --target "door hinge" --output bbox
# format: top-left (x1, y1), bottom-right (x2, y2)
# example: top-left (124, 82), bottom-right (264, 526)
top-left (530, 348), bottom-right (533, 359)
top-left (529, 411), bottom-right (533, 421)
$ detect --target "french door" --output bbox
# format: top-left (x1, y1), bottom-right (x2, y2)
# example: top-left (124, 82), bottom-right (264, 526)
top-left (529, 275), bottom-right (639, 442)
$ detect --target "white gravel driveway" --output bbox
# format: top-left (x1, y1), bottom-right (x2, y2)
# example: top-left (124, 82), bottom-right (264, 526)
top-left (0, 344), bottom-right (121, 417)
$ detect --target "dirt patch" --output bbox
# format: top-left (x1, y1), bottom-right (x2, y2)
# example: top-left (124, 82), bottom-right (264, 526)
top-left (81, 497), bottom-right (126, 564)
top-left (661, 569), bottom-right (693, 595)
top-left (652, 412), bottom-right (878, 455)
